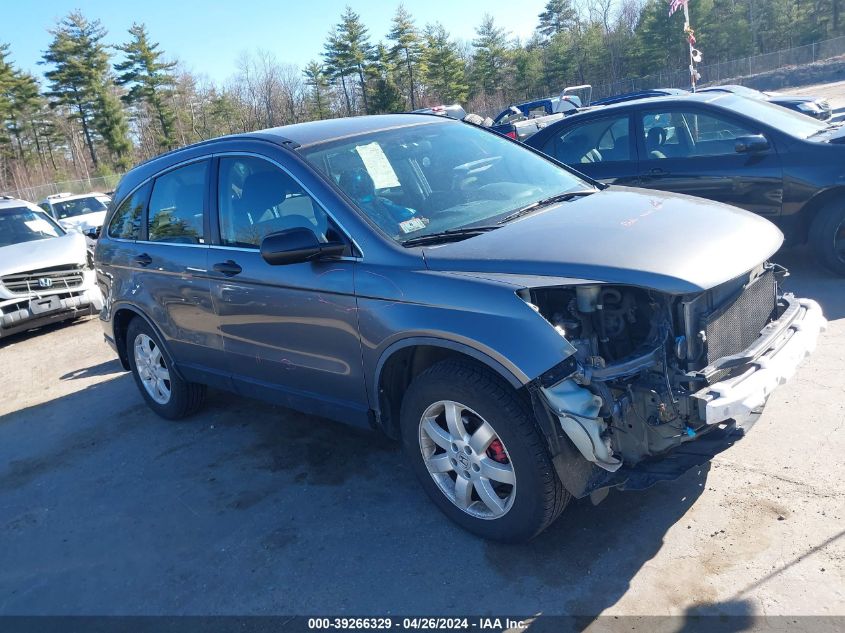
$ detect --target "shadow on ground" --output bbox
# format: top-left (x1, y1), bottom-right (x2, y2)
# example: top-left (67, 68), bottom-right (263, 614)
top-left (0, 316), bottom-right (95, 348)
top-left (777, 245), bottom-right (845, 320)
top-left (4, 250), bottom-right (838, 616)
top-left (0, 372), bottom-right (710, 615)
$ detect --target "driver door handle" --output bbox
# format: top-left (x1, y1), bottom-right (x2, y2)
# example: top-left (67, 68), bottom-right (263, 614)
top-left (649, 167), bottom-right (669, 176)
top-left (213, 260), bottom-right (242, 277)
top-left (134, 253), bottom-right (152, 267)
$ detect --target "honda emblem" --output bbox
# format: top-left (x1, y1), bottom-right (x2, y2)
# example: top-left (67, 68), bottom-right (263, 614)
top-left (37, 277), bottom-right (53, 288)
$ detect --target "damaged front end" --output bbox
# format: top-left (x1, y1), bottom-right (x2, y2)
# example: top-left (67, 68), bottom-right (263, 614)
top-left (520, 263), bottom-right (827, 499)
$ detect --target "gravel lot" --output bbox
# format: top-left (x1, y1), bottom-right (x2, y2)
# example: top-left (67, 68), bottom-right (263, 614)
top-left (0, 245), bottom-right (843, 619)
top-left (785, 80), bottom-right (845, 112)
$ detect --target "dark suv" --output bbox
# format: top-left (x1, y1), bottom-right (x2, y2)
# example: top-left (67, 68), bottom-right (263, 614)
top-left (96, 115), bottom-right (825, 542)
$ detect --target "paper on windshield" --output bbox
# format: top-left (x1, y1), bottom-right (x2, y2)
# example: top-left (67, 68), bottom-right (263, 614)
top-left (25, 218), bottom-right (58, 235)
top-left (355, 142), bottom-right (400, 189)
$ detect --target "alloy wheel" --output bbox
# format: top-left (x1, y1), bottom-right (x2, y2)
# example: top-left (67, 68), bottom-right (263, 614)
top-left (133, 333), bottom-right (171, 405)
top-left (418, 400), bottom-right (516, 520)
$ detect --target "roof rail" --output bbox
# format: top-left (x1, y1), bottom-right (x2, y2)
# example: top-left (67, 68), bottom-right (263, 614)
top-left (129, 132), bottom-right (301, 172)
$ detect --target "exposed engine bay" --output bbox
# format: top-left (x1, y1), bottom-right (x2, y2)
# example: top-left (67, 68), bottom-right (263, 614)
top-left (521, 264), bottom-right (787, 472)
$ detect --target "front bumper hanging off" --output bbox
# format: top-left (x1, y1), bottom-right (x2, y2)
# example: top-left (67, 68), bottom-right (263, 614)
top-left (537, 293), bottom-right (826, 499)
top-left (693, 295), bottom-right (827, 425)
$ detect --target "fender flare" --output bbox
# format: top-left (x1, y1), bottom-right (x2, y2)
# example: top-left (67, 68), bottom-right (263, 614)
top-left (371, 335), bottom-right (529, 412)
top-left (110, 302), bottom-right (183, 378)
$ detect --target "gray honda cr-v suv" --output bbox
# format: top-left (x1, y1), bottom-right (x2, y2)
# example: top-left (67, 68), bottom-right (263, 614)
top-left (95, 114), bottom-right (825, 541)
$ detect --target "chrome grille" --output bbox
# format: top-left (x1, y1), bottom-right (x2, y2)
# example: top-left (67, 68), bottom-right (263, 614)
top-left (1, 265), bottom-right (85, 296)
top-left (704, 270), bottom-right (777, 365)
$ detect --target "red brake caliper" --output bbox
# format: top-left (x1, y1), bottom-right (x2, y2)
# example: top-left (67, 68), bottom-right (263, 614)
top-left (486, 438), bottom-right (509, 464)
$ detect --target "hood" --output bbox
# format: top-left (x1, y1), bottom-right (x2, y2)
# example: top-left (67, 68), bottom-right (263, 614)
top-left (768, 94), bottom-right (821, 105)
top-left (0, 231), bottom-right (87, 276)
top-left (58, 210), bottom-right (107, 232)
top-left (422, 187), bottom-right (784, 295)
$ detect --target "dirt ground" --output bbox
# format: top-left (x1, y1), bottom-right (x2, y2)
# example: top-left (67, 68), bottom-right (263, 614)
top-left (0, 245), bottom-right (842, 620)
top-left (784, 80), bottom-right (845, 111)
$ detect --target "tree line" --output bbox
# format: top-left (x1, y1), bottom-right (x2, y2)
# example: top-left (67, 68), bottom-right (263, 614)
top-left (1, 0), bottom-right (843, 196)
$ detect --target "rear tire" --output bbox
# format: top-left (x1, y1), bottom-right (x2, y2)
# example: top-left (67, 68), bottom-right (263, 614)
top-left (126, 318), bottom-right (206, 419)
top-left (809, 201), bottom-right (845, 276)
top-left (400, 360), bottom-right (569, 542)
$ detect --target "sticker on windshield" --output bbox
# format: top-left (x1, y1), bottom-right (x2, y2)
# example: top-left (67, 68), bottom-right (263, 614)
top-left (399, 217), bottom-right (426, 234)
top-left (355, 142), bottom-right (401, 189)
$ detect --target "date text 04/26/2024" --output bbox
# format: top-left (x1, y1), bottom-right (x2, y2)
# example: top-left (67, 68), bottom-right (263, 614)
top-left (307, 617), bottom-right (529, 630)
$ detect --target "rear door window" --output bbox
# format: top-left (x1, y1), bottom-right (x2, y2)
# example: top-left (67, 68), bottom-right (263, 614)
top-left (544, 115), bottom-right (632, 164)
top-left (147, 161), bottom-right (209, 243)
top-left (642, 110), bottom-right (756, 159)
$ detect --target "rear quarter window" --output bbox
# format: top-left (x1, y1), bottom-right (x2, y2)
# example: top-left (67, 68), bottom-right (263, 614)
top-left (107, 182), bottom-right (151, 240)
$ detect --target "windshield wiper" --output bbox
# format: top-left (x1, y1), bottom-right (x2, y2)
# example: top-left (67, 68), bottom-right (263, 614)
top-left (808, 121), bottom-right (844, 137)
top-left (401, 225), bottom-right (499, 247)
top-left (498, 189), bottom-right (597, 224)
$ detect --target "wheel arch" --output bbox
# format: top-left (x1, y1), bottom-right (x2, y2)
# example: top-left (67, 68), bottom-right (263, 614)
top-left (373, 337), bottom-right (527, 440)
top-left (797, 186), bottom-right (845, 243)
top-left (111, 303), bottom-right (176, 374)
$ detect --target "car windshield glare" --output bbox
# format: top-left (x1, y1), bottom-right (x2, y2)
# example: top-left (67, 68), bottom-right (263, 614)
top-left (53, 196), bottom-right (108, 219)
top-left (300, 121), bottom-right (589, 244)
top-left (0, 208), bottom-right (64, 246)
top-left (718, 94), bottom-right (827, 138)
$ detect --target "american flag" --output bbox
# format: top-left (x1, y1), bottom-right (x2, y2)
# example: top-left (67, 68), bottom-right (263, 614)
top-left (669, 0), bottom-right (687, 16)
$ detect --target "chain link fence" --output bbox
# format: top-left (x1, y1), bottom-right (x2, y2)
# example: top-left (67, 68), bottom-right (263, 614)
top-left (1, 174), bottom-right (123, 204)
top-left (593, 34), bottom-right (845, 100)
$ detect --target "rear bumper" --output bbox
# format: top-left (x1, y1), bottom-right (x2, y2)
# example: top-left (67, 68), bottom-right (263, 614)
top-left (693, 296), bottom-right (826, 425)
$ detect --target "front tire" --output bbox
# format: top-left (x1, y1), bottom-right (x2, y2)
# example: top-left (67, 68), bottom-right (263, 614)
top-left (126, 318), bottom-right (206, 419)
top-left (400, 360), bottom-right (569, 542)
top-left (809, 201), bottom-right (845, 276)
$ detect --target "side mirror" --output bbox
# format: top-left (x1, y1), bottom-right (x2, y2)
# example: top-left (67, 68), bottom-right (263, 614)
top-left (735, 134), bottom-right (770, 153)
top-left (260, 228), bottom-right (346, 266)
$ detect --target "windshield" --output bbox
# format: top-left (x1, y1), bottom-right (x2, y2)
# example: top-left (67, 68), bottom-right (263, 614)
top-left (301, 121), bottom-right (589, 243)
top-left (717, 94), bottom-right (828, 138)
top-left (0, 207), bottom-right (65, 247)
top-left (52, 196), bottom-right (108, 219)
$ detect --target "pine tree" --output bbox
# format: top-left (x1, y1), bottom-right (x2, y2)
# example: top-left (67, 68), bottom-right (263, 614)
top-left (303, 61), bottom-right (330, 120)
top-left (6, 72), bottom-right (43, 161)
top-left (337, 6), bottom-right (373, 114)
top-left (387, 4), bottom-right (423, 110)
top-left (471, 14), bottom-right (510, 96)
top-left (324, 30), bottom-right (355, 115)
top-left (94, 85), bottom-right (132, 169)
top-left (115, 23), bottom-right (178, 150)
top-left (42, 11), bottom-right (131, 169)
top-left (368, 43), bottom-right (404, 113)
top-left (0, 44), bottom-right (18, 154)
top-left (537, 0), bottom-right (578, 38)
top-left (422, 23), bottom-right (468, 104)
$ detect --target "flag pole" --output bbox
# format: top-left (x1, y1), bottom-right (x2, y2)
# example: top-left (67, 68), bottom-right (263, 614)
top-left (683, 3), bottom-right (699, 92)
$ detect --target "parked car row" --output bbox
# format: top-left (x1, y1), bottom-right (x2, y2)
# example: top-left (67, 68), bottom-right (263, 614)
top-left (488, 87), bottom-right (591, 141)
top-left (92, 112), bottom-right (825, 542)
top-left (698, 84), bottom-right (833, 120)
top-left (0, 196), bottom-right (103, 339)
top-left (38, 191), bottom-right (112, 240)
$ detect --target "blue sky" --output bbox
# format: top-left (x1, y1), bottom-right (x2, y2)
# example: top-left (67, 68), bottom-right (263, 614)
top-left (3, 0), bottom-right (548, 84)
